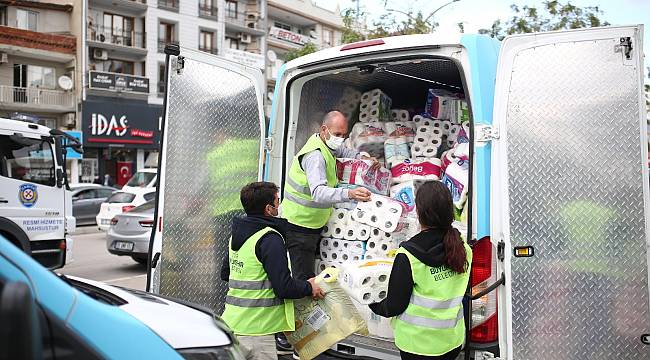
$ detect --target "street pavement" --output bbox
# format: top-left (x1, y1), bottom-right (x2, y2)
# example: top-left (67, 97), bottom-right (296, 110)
top-left (57, 225), bottom-right (147, 290)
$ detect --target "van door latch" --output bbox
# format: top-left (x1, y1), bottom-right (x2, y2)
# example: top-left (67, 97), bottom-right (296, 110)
top-left (476, 125), bottom-right (499, 142)
top-left (174, 56), bottom-right (185, 75)
top-left (615, 37), bottom-right (633, 60)
top-left (264, 137), bottom-right (273, 152)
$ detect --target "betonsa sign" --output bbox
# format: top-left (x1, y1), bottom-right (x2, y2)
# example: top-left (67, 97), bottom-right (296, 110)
top-left (82, 99), bottom-right (162, 149)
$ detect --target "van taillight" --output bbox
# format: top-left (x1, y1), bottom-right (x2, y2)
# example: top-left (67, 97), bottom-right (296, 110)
top-left (470, 236), bottom-right (499, 343)
top-left (110, 217), bottom-right (118, 226)
top-left (122, 205), bottom-right (135, 213)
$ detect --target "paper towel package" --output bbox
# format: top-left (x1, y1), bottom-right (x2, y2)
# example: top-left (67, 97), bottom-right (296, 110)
top-left (336, 158), bottom-right (391, 195)
top-left (389, 180), bottom-right (422, 213)
top-left (359, 89), bottom-right (393, 122)
top-left (424, 89), bottom-right (460, 119)
top-left (350, 122), bottom-right (387, 158)
top-left (286, 269), bottom-right (368, 360)
top-left (390, 159), bottom-right (442, 183)
top-left (442, 158), bottom-right (469, 209)
top-left (352, 194), bottom-right (405, 233)
top-left (384, 138), bottom-right (411, 169)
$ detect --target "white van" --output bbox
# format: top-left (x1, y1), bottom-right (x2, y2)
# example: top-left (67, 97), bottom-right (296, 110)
top-left (122, 168), bottom-right (157, 192)
top-left (149, 26), bottom-right (650, 359)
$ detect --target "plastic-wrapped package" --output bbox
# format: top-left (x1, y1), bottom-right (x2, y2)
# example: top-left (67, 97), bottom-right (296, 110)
top-left (391, 159), bottom-right (442, 184)
top-left (286, 268), bottom-right (369, 360)
top-left (424, 89), bottom-right (460, 119)
top-left (442, 158), bottom-right (469, 209)
top-left (352, 194), bottom-right (405, 233)
top-left (350, 122), bottom-right (387, 158)
top-left (359, 89), bottom-right (393, 122)
top-left (338, 259), bottom-right (393, 305)
top-left (336, 158), bottom-right (391, 195)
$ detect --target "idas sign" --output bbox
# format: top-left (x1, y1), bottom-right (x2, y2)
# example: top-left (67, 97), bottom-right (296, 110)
top-left (82, 99), bottom-right (162, 149)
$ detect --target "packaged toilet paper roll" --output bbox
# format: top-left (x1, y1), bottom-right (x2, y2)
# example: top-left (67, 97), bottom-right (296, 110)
top-left (339, 259), bottom-right (393, 304)
top-left (384, 138), bottom-right (411, 169)
top-left (391, 109), bottom-right (410, 121)
top-left (424, 89), bottom-right (460, 119)
top-left (390, 180), bottom-right (421, 213)
top-left (442, 158), bottom-right (469, 209)
top-left (350, 122), bottom-right (387, 158)
top-left (336, 158), bottom-right (391, 195)
top-left (353, 194), bottom-right (405, 233)
top-left (321, 223), bottom-right (334, 237)
top-left (331, 223), bottom-right (345, 239)
top-left (391, 158), bottom-right (442, 183)
top-left (385, 121), bottom-right (416, 142)
top-left (453, 142), bottom-right (469, 161)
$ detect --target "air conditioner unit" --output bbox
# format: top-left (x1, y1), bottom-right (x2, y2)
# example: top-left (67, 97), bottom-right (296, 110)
top-left (245, 21), bottom-right (257, 29)
top-left (93, 49), bottom-right (108, 60)
top-left (245, 11), bottom-right (260, 21)
top-left (0, 53), bottom-right (7, 63)
top-left (239, 33), bottom-right (252, 44)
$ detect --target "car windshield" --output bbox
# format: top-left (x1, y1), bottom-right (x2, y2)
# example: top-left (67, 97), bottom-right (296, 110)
top-left (107, 192), bottom-right (136, 203)
top-left (125, 171), bottom-right (156, 187)
top-left (130, 200), bottom-right (155, 213)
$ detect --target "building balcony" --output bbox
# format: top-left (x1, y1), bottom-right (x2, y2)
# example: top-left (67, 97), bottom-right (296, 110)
top-left (89, 0), bottom-right (147, 15)
top-left (0, 26), bottom-right (75, 62)
top-left (158, 0), bottom-right (179, 12)
top-left (224, 10), bottom-right (265, 36)
top-left (87, 25), bottom-right (147, 57)
top-left (199, 5), bottom-right (218, 19)
top-left (0, 85), bottom-right (75, 113)
top-left (199, 47), bottom-right (218, 55)
top-left (158, 40), bottom-right (179, 53)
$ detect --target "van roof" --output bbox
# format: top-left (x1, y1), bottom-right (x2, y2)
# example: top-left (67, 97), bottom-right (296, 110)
top-left (284, 33), bottom-right (466, 70)
top-left (0, 117), bottom-right (51, 136)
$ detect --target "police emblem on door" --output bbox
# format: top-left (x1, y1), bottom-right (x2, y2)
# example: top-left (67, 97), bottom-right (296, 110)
top-left (19, 184), bottom-right (38, 208)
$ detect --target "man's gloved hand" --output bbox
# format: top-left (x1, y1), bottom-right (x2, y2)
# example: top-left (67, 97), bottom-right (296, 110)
top-left (348, 187), bottom-right (371, 202)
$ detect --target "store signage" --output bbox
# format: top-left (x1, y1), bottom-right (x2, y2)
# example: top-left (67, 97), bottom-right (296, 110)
top-left (269, 26), bottom-right (311, 46)
top-left (82, 99), bottom-right (162, 149)
top-left (89, 71), bottom-right (149, 94)
top-left (222, 48), bottom-right (265, 70)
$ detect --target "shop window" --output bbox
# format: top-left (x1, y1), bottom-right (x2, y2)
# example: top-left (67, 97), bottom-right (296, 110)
top-left (16, 8), bottom-right (38, 31)
top-left (0, 134), bottom-right (55, 187)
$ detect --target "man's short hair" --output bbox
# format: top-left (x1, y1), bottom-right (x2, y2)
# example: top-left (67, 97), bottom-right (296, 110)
top-left (240, 181), bottom-right (278, 216)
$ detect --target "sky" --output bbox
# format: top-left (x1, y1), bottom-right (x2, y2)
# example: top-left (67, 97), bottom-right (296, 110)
top-left (314, 0), bottom-right (649, 80)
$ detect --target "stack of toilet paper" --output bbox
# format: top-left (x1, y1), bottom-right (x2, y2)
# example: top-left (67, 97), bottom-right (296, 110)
top-left (351, 300), bottom-right (395, 339)
top-left (384, 121), bottom-right (417, 169)
top-left (339, 259), bottom-right (393, 305)
top-left (336, 158), bottom-right (391, 195)
top-left (350, 122), bottom-right (387, 158)
top-left (359, 89), bottom-right (392, 122)
top-left (351, 194), bottom-right (405, 233)
top-left (335, 88), bottom-right (362, 121)
top-left (442, 157), bottom-right (469, 210)
top-left (365, 227), bottom-right (400, 258)
top-left (385, 121), bottom-right (416, 143)
top-left (322, 208), bottom-right (371, 241)
top-left (319, 238), bottom-right (366, 268)
top-left (390, 158), bottom-right (442, 184)
top-left (412, 121), bottom-right (444, 158)
top-left (424, 89), bottom-right (461, 119)
top-left (390, 109), bottom-right (410, 122)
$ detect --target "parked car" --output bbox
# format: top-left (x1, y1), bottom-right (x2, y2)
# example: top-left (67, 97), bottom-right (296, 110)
top-left (96, 188), bottom-right (156, 231)
top-left (0, 235), bottom-right (244, 359)
top-left (106, 200), bottom-right (155, 264)
top-left (121, 168), bottom-right (157, 192)
top-left (70, 184), bottom-right (117, 225)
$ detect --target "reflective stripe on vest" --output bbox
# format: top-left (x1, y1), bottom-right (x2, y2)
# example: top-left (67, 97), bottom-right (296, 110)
top-left (410, 294), bottom-right (464, 309)
top-left (398, 308), bottom-right (464, 329)
top-left (282, 133), bottom-right (338, 229)
top-left (221, 226), bottom-right (295, 335)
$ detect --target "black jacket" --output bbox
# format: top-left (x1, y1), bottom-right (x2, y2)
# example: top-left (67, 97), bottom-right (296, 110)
top-left (369, 228), bottom-right (449, 317)
top-left (220, 215), bottom-right (312, 299)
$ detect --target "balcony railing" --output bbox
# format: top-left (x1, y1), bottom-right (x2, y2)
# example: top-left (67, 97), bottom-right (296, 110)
top-left (225, 10), bottom-right (260, 29)
top-left (199, 4), bottom-right (218, 18)
top-left (199, 47), bottom-right (218, 55)
top-left (87, 25), bottom-right (145, 49)
top-left (158, 0), bottom-right (179, 11)
top-left (0, 85), bottom-right (74, 109)
top-left (158, 40), bottom-right (179, 53)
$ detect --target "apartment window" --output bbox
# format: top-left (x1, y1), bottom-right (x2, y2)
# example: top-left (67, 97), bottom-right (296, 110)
top-left (322, 29), bottom-right (334, 47)
top-left (0, 6), bottom-right (7, 26)
top-left (103, 13), bottom-right (134, 46)
top-left (225, 36), bottom-right (239, 50)
top-left (274, 21), bottom-right (291, 31)
top-left (199, 30), bottom-right (215, 54)
top-left (199, 0), bottom-right (217, 18)
top-left (14, 65), bottom-right (55, 89)
top-left (158, 63), bottom-right (166, 97)
top-left (16, 9), bottom-right (38, 31)
top-left (96, 59), bottom-right (134, 74)
top-left (158, 21), bottom-right (176, 52)
top-left (225, 0), bottom-right (238, 18)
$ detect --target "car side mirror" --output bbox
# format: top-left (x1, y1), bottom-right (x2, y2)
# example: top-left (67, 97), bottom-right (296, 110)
top-left (0, 281), bottom-right (42, 359)
top-left (56, 168), bottom-right (64, 188)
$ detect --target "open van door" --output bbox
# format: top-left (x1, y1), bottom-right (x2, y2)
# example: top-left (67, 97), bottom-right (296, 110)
top-left (147, 46), bottom-right (266, 314)
top-left (491, 26), bottom-right (650, 359)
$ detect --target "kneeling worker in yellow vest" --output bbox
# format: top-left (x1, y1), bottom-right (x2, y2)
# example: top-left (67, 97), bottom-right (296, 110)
top-left (221, 181), bottom-right (325, 360)
top-left (369, 181), bottom-right (472, 360)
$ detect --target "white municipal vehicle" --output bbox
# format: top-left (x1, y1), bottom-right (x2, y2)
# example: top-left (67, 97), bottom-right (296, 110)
top-left (149, 26), bottom-right (650, 359)
top-left (0, 117), bottom-right (80, 269)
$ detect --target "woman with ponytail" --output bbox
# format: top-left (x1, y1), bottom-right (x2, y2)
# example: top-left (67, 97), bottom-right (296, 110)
top-left (369, 181), bottom-right (472, 360)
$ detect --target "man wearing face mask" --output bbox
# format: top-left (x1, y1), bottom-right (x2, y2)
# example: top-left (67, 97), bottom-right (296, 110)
top-left (282, 110), bottom-right (378, 276)
top-left (221, 181), bottom-right (324, 360)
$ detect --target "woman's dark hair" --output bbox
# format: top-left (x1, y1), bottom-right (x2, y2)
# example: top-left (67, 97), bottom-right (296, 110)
top-left (240, 181), bottom-right (278, 216)
top-left (415, 181), bottom-right (468, 273)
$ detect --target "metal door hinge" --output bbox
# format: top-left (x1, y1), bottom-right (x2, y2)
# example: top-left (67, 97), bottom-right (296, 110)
top-left (497, 239), bottom-right (505, 261)
top-left (264, 137), bottom-right (273, 152)
top-left (173, 56), bottom-right (185, 75)
top-left (615, 37), bottom-right (633, 60)
top-left (476, 125), bottom-right (500, 142)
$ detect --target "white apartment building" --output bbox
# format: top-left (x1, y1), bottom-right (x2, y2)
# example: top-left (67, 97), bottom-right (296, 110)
top-left (266, 0), bottom-right (343, 99)
top-left (82, 0), bottom-right (266, 184)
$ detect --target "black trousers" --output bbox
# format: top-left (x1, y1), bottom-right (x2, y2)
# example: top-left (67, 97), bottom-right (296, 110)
top-left (285, 228), bottom-right (320, 280)
top-left (399, 346), bottom-right (462, 360)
